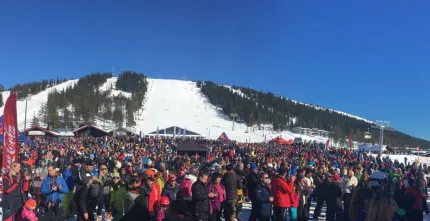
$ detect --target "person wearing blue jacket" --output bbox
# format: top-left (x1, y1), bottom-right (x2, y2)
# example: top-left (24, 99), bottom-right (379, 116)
top-left (253, 172), bottom-right (273, 221)
top-left (41, 164), bottom-right (69, 218)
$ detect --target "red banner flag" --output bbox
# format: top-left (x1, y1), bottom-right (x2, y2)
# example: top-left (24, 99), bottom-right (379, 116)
top-left (349, 133), bottom-right (353, 151)
top-left (2, 93), bottom-right (19, 170)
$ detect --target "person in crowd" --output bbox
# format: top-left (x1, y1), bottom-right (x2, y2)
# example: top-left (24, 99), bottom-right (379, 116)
top-left (253, 172), bottom-right (273, 221)
top-left (342, 169), bottom-right (358, 221)
top-left (415, 170), bottom-right (430, 214)
top-left (161, 174), bottom-right (180, 202)
top-left (247, 163), bottom-right (259, 221)
top-left (41, 164), bottom-right (69, 219)
top-left (2, 161), bottom-right (31, 221)
top-left (234, 164), bottom-right (246, 221)
top-left (357, 172), bottom-right (369, 188)
top-left (312, 166), bottom-right (325, 220)
top-left (289, 184), bottom-right (300, 221)
top-left (75, 159), bottom-right (96, 221)
top-left (191, 170), bottom-right (212, 221)
top-left (348, 187), bottom-right (375, 221)
top-left (163, 199), bottom-right (196, 221)
top-left (296, 176), bottom-right (310, 221)
top-left (364, 194), bottom-right (397, 221)
top-left (156, 196), bottom-right (170, 221)
top-left (405, 177), bottom-right (424, 220)
top-left (272, 167), bottom-right (295, 221)
top-left (121, 168), bottom-right (161, 221)
top-left (124, 178), bottom-right (140, 213)
top-left (110, 170), bottom-right (126, 221)
top-left (207, 172), bottom-right (225, 221)
top-left (325, 172), bottom-right (343, 221)
top-left (20, 199), bottom-right (38, 221)
top-left (29, 168), bottom-right (43, 209)
top-left (180, 166), bottom-right (198, 210)
top-left (97, 164), bottom-right (112, 221)
top-left (221, 164), bottom-right (242, 221)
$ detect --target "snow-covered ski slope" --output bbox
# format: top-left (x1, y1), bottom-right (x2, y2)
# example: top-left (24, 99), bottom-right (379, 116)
top-left (0, 80), bottom-right (79, 130)
top-left (136, 78), bottom-right (330, 143)
top-left (0, 77), bottom-right (372, 143)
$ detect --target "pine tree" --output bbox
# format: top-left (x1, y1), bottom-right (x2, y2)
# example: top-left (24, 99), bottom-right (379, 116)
top-left (30, 115), bottom-right (40, 127)
top-left (113, 106), bottom-right (123, 128)
top-left (38, 103), bottom-right (48, 125)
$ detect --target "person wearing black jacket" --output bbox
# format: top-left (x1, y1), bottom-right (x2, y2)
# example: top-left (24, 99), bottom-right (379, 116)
top-left (325, 174), bottom-right (343, 221)
top-left (222, 164), bottom-right (243, 221)
top-left (247, 163), bottom-right (259, 221)
top-left (191, 171), bottom-right (213, 221)
top-left (235, 164), bottom-right (246, 221)
top-left (253, 172), bottom-right (273, 221)
top-left (75, 159), bottom-right (96, 221)
top-left (312, 167), bottom-right (326, 220)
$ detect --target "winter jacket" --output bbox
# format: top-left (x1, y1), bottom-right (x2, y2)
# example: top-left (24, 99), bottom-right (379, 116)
top-left (2, 173), bottom-right (29, 209)
top-left (221, 171), bottom-right (242, 202)
top-left (30, 175), bottom-right (42, 197)
top-left (181, 174), bottom-right (197, 201)
top-left (120, 183), bottom-right (161, 221)
top-left (191, 180), bottom-right (210, 214)
top-left (271, 175), bottom-right (294, 208)
top-left (246, 172), bottom-right (259, 200)
top-left (353, 210), bottom-right (367, 221)
top-left (21, 208), bottom-right (38, 221)
top-left (253, 182), bottom-right (272, 218)
top-left (41, 175), bottom-right (69, 206)
top-left (110, 183), bottom-right (127, 221)
top-left (124, 189), bottom-right (139, 214)
top-left (161, 183), bottom-right (179, 202)
top-left (207, 182), bottom-right (225, 212)
top-left (405, 186), bottom-right (423, 211)
top-left (290, 191), bottom-right (300, 208)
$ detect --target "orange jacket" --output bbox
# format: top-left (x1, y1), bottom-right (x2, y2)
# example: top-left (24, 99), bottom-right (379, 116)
top-left (271, 175), bottom-right (294, 208)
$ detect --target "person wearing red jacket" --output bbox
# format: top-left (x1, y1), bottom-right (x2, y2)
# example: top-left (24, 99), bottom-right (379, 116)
top-left (272, 167), bottom-right (295, 221)
top-left (2, 162), bottom-right (31, 221)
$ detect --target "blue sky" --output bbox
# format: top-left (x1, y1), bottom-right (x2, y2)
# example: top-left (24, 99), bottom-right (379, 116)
top-left (1, 1), bottom-right (429, 139)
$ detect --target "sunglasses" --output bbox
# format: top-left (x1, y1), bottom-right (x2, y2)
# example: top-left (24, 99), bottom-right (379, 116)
top-left (101, 168), bottom-right (107, 170)
top-left (263, 177), bottom-right (269, 179)
top-left (113, 177), bottom-right (120, 179)
top-left (169, 179), bottom-right (177, 182)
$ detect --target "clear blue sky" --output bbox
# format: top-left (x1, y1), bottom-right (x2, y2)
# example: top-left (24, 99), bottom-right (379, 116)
top-left (1, 1), bottom-right (429, 139)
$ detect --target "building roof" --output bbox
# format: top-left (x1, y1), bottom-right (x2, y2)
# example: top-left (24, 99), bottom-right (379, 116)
top-left (73, 125), bottom-right (109, 134)
top-left (148, 126), bottom-right (201, 136)
top-left (176, 140), bottom-right (207, 152)
top-left (23, 126), bottom-right (59, 136)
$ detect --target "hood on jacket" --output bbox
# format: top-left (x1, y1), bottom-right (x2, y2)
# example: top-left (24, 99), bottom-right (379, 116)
top-left (184, 174), bottom-right (197, 184)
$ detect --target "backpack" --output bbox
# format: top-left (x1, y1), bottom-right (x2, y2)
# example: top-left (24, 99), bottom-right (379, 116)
top-left (179, 179), bottom-right (192, 198)
top-left (90, 182), bottom-right (101, 198)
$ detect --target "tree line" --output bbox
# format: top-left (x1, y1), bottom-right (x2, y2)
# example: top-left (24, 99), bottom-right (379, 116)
top-left (33, 72), bottom-right (147, 129)
top-left (198, 81), bottom-right (430, 149)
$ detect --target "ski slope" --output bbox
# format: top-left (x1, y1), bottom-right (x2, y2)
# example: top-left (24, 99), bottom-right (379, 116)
top-left (134, 79), bottom-right (327, 143)
top-left (0, 77), bottom-right (372, 143)
top-left (0, 80), bottom-right (79, 131)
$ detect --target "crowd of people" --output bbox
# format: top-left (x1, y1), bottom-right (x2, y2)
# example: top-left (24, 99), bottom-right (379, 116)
top-left (1, 135), bottom-right (429, 221)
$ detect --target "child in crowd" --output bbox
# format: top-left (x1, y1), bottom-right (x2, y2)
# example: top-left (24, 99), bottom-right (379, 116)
top-left (157, 196), bottom-right (170, 221)
top-left (20, 199), bottom-right (38, 221)
top-left (289, 185), bottom-right (300, 221)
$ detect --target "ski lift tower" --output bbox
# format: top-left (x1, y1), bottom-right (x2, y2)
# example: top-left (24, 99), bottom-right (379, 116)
top-left (371, 120), bottom-right (394, 154)
top-left (230, 113), bottom-right (239, 131)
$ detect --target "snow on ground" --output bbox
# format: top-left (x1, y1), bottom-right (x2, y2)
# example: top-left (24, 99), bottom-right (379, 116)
top-left (373, 154), bottom-right (430, 165)
top-left (98, 77), bottom-right (132, 98)
top-left (0, 80), bottom-right (78, 131)
top-left (135, 79), bottom-right (313, 142)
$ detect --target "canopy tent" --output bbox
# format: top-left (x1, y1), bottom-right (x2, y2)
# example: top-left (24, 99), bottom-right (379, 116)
top-left (217, 132), bottom-right (231, 143)
top-left (176, 140), bottom-right (207, 156)
top-left (270, 136), bottom-right (288, 144)
top-left (0, 116), bottom-right (33, 145)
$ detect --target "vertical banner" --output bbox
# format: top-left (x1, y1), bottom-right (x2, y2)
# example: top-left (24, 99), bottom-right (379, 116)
top-left (2, 93), bottom-right (19, 217)
top-left (349, 133), bottom-right (353, 151)
top-left (3, 92), bottom-right (19, 170)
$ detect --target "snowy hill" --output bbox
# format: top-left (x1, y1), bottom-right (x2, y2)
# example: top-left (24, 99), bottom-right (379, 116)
top-left (0, 80), bottom-right (79, 130)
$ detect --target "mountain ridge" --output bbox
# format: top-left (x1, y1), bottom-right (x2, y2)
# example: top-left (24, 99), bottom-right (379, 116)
top-left (0, 74), bottom-right (428, 148)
